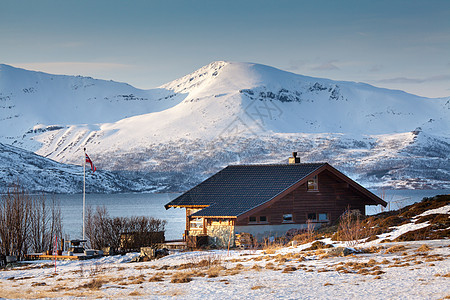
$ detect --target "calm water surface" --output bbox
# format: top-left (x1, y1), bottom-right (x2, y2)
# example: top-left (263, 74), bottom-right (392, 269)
top-left (58, 193), bottom-right (184, 240)
top-left (58, 190), bottom-right (449, 241)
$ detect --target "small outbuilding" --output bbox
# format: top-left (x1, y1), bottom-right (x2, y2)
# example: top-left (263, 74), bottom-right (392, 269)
top-left (165, 153), bottom-right (387, 248)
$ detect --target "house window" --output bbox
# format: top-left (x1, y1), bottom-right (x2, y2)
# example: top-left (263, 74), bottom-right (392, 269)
top-left (282, 214), bottom-right (293, 223)
top-left (249, 216), bottom-right (257, 223)
top-left (307, 175), bottom-right (318, 191)
top-left (318, 213), bottom-right (329, 221)
top-left (307, 213), bottom-right (317, 220)
top-left (307, 213), bottom-right (329, 222)
top-left (190, 217), bottom-right (203, 229)
top-left (259, 216), bottom-right (267, 223)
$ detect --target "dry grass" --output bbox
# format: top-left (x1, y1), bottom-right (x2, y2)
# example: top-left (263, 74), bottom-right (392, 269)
top-left (416, 244), bottom-right (432, 252)
top-left (385, 245), bottom-right (407, 253)
top-left (265, 262), bottom-right (275, 270)
top-left (78, 278), bottom-right (107, 290)
top-left (128, 290), bottom-right (142, 297)
top-left (127, 275), bottom-right (145, 285)
top-left (148, 275), bottom-right (164, 282)
top-left (171, 272), bottom-right (192, 283)
top-left (251, 264), bottom-right (262, 271)
top-left (282, 266), bottom-right (297, 273)
top-left (158, 288), bottom-right (186, 296)
top-left (206, 265), bottom-right (226, 278)
top-left (251, 285), bottom-right (265, 290)
top-left (324, 282), bottom-right (333, 286)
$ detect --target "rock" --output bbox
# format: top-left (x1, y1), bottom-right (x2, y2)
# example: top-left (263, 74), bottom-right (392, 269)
top-left (329, 247), bottom-right (355, 256)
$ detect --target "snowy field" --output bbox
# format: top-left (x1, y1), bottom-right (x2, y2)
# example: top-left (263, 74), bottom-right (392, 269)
top-left (1, 206), bottom-right (449, 299)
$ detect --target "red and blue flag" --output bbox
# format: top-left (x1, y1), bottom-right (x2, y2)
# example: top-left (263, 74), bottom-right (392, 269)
top-left (85, 153), bottom-right (96, 173)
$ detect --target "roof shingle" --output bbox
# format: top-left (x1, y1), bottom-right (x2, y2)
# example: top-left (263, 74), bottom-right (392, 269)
top-left (165, 163), bottom-right (326, 217)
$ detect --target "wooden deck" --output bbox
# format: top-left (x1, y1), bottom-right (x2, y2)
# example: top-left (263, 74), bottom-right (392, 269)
top-left (25, 253), bottom-right (101, 261)
top-left (159, 240), bottom-right (187, 250)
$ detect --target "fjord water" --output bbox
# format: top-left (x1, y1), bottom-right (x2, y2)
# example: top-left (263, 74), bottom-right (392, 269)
top-left (58, 193), bottom-right (184, 241)
top-left (58, 190), bottom-right (449, 241)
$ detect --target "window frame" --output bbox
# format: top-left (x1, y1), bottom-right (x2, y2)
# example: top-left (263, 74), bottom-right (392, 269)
top-left (189, 217), bottom-right (203, 230)
top-left (307, 212), bottom-right (329, 223)
top-left (282, 213), bottom-right (294, 223)
top-left (307, 175), bottom-right (319, 191)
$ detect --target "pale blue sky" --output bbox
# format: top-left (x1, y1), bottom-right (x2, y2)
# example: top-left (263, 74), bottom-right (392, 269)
top-left (1, 0), bottom-right (449, 97)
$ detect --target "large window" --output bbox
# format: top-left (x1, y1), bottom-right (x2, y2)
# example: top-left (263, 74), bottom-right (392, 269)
top-left (248, 216), bottom-right (268, 224)
top-left (307, 212), bottom-right (329, 222)
top-left (190, 217), bottom-right (203, 229)
top-left (307, 175), bottom-right (318, 191)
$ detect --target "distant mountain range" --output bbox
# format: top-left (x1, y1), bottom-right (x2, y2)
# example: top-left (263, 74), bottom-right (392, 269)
top-left (0, 62), bottom-right (448, 193)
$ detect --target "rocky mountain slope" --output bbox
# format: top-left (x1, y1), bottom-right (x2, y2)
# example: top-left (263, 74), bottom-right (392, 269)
top-left (0, 142), bottom-right (163, 193)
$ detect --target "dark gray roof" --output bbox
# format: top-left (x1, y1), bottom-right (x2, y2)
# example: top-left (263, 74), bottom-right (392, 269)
top-left (165, 163), bottom-right (326, 217)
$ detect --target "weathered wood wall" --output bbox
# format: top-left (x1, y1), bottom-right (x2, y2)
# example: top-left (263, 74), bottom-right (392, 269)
top-left (236, 170), bottom-right (372, 226)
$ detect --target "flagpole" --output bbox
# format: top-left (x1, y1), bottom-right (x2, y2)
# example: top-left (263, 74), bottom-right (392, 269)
top-left (83, 147), bottom-right (86, 240)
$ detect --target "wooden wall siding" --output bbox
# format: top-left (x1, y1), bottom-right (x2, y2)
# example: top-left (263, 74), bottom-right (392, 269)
top-left (236, 170), bottom-right (370, 226)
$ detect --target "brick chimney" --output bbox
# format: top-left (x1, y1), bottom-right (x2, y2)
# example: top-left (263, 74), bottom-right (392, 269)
top-left (288, 152), bottom-right (300, 164)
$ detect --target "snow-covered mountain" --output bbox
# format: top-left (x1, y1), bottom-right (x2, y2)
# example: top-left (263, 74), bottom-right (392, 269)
top-left (0, 142), bottom-right (166, 193)
top-left (1, 62), bottom-right (449, 192)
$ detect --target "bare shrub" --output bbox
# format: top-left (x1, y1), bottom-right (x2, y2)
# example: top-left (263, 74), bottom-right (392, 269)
top-left (85, 205), bottom-right (166, 250)
top-left (29, 195), bottom-right (62, 254)
top-left (0, 184), bottom-right (62, 258)
top-left (336, 209), bottom-right (364, 245)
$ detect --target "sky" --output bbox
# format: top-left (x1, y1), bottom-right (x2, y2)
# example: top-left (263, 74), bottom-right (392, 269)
top-left (1, 0), bottom-right (449, 98)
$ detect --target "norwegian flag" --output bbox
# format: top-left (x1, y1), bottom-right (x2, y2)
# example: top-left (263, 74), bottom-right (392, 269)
top-left (85, 153), bottom-right (96, 173)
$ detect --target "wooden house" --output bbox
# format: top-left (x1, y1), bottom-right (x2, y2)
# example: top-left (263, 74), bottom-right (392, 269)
top-left (165, 153), bottom-right (387, 248)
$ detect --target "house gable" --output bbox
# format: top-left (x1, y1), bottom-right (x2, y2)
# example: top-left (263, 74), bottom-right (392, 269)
top-left (236, 166), bottom-right (386, 225)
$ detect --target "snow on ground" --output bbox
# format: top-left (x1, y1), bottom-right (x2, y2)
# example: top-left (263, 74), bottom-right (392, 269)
top-left (1, 207), bottom-right (449, 299)
top-left (1, 239), bottom-right (448, 299)
top-left (416, 204), bottom-right (450, 217)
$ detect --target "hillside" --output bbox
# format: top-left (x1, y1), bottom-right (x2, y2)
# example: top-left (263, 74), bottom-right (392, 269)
top-left (1, 195), bottom-right (449, 299)
top-left (1, 62), bottom-right (449, 192)
top-left (0, 143), bottom-right (162, 193)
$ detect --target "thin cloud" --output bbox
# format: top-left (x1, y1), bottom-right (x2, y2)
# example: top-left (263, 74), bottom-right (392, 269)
top-left (13, 62), bottom-right (133, 75)
top-left (369, 64), bottom-right (383, 72)
top-left (310, 62), bottom-right (340, 71)
top-left (286, 59), bottom-right (306, 72)
top-left (377, 74), bottom-right (450, 84)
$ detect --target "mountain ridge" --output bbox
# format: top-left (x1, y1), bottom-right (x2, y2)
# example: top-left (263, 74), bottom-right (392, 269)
top-left (1, 62), bottom-right (449, 192)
